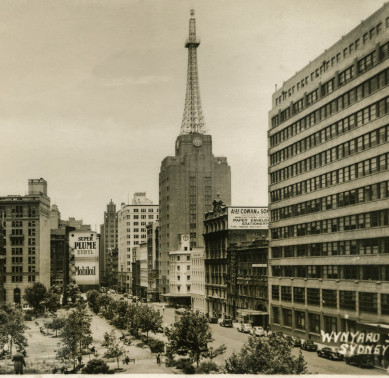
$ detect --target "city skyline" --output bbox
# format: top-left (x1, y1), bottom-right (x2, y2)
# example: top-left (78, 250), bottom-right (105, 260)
top-left (0, 0), bottom-right (384, 228)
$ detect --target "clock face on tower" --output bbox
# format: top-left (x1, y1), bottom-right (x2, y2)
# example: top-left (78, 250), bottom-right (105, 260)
top-left (193, 136), bottom-right (202, 147)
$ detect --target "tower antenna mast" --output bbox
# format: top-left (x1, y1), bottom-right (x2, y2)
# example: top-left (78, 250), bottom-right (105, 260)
top-left (180, 9), bottom-right (208, 135)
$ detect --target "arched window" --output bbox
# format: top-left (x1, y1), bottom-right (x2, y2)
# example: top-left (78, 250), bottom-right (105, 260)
top-left (13, 288), bottom-right (21, 305)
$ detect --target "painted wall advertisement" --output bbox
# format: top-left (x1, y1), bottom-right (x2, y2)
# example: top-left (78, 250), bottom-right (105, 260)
top-left (227, 207), bottom-right (268, 230)
top-left (69, 231), bottom-right (99, 286)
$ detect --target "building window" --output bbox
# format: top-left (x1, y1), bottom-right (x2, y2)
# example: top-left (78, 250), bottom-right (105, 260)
top-left (308, 313), bottom-right (320, 334)
top-left (295, 311), bottom-right (305, 330)
top-left (282, 308), bottom-right (292, 327)
top-left (322, 289), bottom-right (337, 308)
top-left (272, 285), bottom-right (279, 300)
top-left (281, 286), bottom-right (292, 302)
top-left (272, 307), bottom-right (279, 324)
top-left (293, 287), bottom-right (305, 303)
top-left (339, 290), bottom-right (356, 310)
top-left (307, 288), bottom-right (320, 306)
top-left (381, 294), bottom-right (389, 315)
top-left (324, 315), bottom-right (337, 333)
top-left (359, 292), bottom-right (378, 314)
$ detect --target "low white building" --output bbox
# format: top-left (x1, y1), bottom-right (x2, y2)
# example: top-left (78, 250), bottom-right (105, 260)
top-left (165, 235), bottom-right (192, 307)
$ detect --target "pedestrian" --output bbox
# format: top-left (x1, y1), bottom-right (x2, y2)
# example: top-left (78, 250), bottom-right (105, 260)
top-left (162, 304), bottom-right (165, 313)
top-left (12, 351), bottom-right (26, 375)
top-left (156, 353), bottom-right (161, 365)
top-left (77, 355), bottom-right (82, 365)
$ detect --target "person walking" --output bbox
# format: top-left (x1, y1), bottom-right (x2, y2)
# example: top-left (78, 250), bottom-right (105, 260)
top-left (12, 351), bottom-right (26, 375)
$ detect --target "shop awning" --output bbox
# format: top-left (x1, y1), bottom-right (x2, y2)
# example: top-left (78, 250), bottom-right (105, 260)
top-left (161, 293), bottom-right (191, 298)
top-left (363, 323), bottom-right (389, 329)
top-left (237, 309), bottom-right (268, 316)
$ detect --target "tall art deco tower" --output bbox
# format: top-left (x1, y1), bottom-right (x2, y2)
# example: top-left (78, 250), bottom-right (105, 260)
top-left (158, 10), bottom-right (231, 295)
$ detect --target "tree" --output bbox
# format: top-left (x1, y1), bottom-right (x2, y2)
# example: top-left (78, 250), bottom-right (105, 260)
top-left (165, 310), bottom-right (213, 367)
top-left (139, 305), bottom-right (163, 341)
top-left (224, 333), bottom-right (308, 374)
top-left (57, 304), bottom-right (93, 368)
top-left (44, 290), bottom-right (61, 314)
top-left (65, 283), bottom-right (82, 305)
top-left (0, 302), bottom-right (29, 356)
top-left (103, 330), bottom-right (126, 370)
top-left (45, 317), bottom-right (65, 337)
top-left (23, 282), bottom-right (47, 313)
top-left (125, 303), bottom-right (143, 338)
top-left (82, 358), bottom-right (110, 374)
top-left (86, 290), bottom-right (101, 314)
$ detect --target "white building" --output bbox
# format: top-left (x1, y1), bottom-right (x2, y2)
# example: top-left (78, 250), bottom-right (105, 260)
top-left (190, 247), bottom-right (206, 313)
top-left (165, 235), bottom-right (192, 307)
top-left (117, 193), bottom-right (158, 291)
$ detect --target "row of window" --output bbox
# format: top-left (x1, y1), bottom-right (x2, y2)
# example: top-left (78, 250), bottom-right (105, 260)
top-left (274, 21), bottom-right (388, 108)
top-left (271, 100), bottom-right (389, 184)
top-left (271, 40), bottom-right (389, 128)
top-left (272, 237), bottom-right (389, 258)
top-left (271, 264), bottom-right (389, 281)
top-left (270, 152), bottom-right (389, 203)
top-left (10, 256), bottom-right (36, 264)
top-left (272, 288), bottom-right (389, 316)
top-left (272, 209), bottom-right (389, 240)
top-left (271, 180), bottom-right (389, 222)
top-left (10, 275), bottom-right (36, 283)
top-left (271, 70), bottom-right (388, 164)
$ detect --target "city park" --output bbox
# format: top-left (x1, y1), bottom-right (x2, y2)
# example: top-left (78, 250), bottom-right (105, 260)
top-left (0, 282), bottom-right (308, 375)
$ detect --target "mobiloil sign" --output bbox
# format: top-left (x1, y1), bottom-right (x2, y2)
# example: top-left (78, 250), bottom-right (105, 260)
top-left (69, 231), bottom-right (99, 286)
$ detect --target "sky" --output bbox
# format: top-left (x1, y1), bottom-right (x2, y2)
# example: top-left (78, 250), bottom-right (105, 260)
top-left (0, 0), bottom-right (385, 229)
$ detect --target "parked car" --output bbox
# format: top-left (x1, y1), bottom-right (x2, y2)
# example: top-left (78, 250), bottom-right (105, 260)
top-left (317, 347), bottom-right (343, 360)
top-left (237, 323), bottom-right (253, 333)
top-left (207, 316), bottom-right (218, 324)
top-left (220, 319), bottom-right (233, 327)
top-left (286, 336), bottom-right (302, 347)
top-left (300, 340), bottom-right (318, 351)
top-left (344, 354), bottom-right (374, 368)
top-left (250, 326), bottom-right (267, 337)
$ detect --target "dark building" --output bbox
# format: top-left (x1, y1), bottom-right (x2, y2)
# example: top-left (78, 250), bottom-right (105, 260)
top-left (268, 3), bottom-right (389, 368)
top-left (50, 228), bottom-right (66, 287)
top-left (228, 238), bottom-right (268, 326)
top-left (0, 216), bottom-right (6, 301)
top-left (147, 221), bottom-right (159, 302)
top-left (101, 200), bottom-right (118, 286)
top-left (204, 200), bottom-right (268, 321)
top-left (158, 9), bottom-right (231, 296)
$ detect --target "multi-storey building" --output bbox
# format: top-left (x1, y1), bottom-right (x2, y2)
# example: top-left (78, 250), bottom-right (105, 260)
top-left (165, 235), bottom-right (192, 307)
top-left (146, 221), bottom-right (159, 302)
top-left (0, 178), bottom-right (51, 305)
top-left (190, 247), bottom-right (206, 313)
top-left (100, 200), bottom-right (118, 286)
top-left (59, 217), bottom-right (91, 231)
top-left (268, 3), bottom-right (389, 365)
top-left (204, 200), bottom-right (268, 320)
top-left (228, 238), bottom-right (268, 326)
top-left (0, 216), bottom-right (6, 301)
top-left (158, 10), bottom-right (231, 296)
top-left (117, 193), bottom-right (158, 292)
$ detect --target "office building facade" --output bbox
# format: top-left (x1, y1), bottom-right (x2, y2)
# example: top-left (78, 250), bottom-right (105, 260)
top-left (268, 4), bottom-right (389, 365)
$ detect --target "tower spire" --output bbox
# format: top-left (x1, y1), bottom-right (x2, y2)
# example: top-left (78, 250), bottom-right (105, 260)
top-left (180, 9), bottom-right (208, 135)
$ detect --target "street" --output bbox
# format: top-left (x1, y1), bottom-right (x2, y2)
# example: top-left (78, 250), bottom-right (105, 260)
top-left (151, 302), bottom-right (386, 375)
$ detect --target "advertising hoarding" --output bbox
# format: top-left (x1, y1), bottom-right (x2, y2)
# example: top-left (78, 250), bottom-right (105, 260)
top-left (227, 207), bottom-right (268, 230)
top-left (69, 231), bottom-right (99, 286)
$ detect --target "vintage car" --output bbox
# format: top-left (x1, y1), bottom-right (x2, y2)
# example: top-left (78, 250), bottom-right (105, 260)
top-left (300, 340), bottom-right (318, 351)
top-left (317, 347), bottom-right (343, 360)
top-left (286, 336), bottom-right (302, 347)
top-left (219, 319), bottom-right (233, 327)
top-left (237, 323), bottom-right (253, 333)
top-left (250, 326), bottom-right (267, 337)
top-left (344, 354), bottom-right (374, 368)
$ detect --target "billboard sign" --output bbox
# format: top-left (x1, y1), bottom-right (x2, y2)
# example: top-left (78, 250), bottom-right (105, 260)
top-left (69, 231), bottom-right (99, 286)
top-left (227, 207), bottom-right (268, 230)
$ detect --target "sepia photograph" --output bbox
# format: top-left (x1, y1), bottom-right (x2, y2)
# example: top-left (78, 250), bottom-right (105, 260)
top-left (0, 0), bottom-right (388, 375)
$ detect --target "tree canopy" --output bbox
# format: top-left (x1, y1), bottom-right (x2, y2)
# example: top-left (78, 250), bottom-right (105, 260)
top-left (166, 310), bottom-right (213, 367)
top-left (23, 282), bottom-right (47, 313)
top-left (0, 302), bottom-right (29, 356)
top-left (224, 333), bottom-right (308, 374)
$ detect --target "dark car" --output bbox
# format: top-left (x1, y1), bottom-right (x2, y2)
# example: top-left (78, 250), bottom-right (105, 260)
top-left (220, 319), bottom-right (233, 327)
top-left (345, 354), bottom-right (374, 368)
top-left (301, 340), bottom-right (318, 351)
top-left (208, 316), bottom-right (218, 324)
top-left (286, 336), bottom-right (302, 347)
top-left (317, 347), bottom-right (343, 360)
